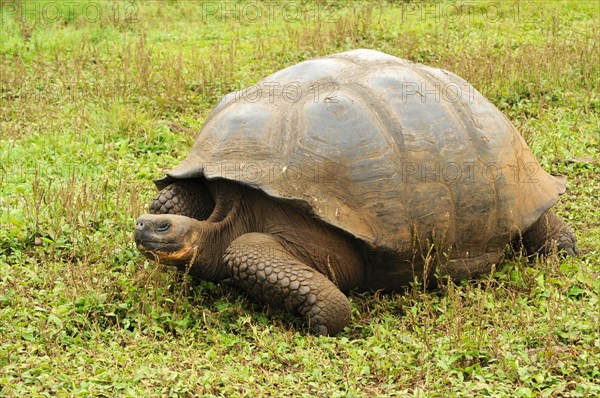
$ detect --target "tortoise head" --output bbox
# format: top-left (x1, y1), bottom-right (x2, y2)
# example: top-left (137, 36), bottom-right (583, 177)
top-left (135, 179), bottom-right (242, 281)
top-left (134, 214), bottom-right (223, 281)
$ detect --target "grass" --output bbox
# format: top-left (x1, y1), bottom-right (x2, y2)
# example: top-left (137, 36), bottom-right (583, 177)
top-left (1, 0), bottom-right (599, 396)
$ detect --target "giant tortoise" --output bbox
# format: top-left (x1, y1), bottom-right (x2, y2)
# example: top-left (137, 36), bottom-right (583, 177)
top-left (135, 49), bottom-right (578, 335)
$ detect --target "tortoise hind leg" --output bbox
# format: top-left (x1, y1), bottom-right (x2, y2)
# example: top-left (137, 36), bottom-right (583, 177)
top-left (518, 210), bottom-right (579, 256)
top-left (149, 179), bottom-right (215, 220)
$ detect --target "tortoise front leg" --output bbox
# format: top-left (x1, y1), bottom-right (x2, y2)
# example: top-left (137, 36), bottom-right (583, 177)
top-left (223, 233), bottom-right (352, 336)
top-left (520, 210), bottom-right (579, 256)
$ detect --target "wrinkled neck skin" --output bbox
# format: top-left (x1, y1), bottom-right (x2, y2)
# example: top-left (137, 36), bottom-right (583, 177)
top-left (188, 180), bottom-right (254, 281)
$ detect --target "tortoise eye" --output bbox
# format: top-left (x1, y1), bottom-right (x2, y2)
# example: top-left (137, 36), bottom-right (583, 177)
top-left (156, 221), bottom-right (171, 232)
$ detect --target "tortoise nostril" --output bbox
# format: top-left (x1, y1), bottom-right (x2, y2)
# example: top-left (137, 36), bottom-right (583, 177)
top-left (156, 221), bottom-right (171, 232)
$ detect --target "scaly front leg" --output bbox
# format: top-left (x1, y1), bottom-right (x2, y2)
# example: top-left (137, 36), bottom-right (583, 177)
top-left (223, 233), bottom-right (352, 335)
top-left (149, 180), bottom-right (215, 220)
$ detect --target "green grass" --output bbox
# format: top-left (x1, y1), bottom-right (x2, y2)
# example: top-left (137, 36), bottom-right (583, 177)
top-left (1, 0), bottom-right (599, 396)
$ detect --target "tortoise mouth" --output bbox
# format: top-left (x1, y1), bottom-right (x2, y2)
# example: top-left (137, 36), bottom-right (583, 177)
top-left (136, 239), bottom-right (183, 252)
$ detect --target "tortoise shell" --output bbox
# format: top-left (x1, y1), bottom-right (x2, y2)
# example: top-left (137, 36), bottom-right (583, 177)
top-left (157, 49), bottom-right (564, 264)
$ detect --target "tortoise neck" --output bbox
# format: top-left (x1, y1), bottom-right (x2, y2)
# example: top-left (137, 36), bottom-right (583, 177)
top-left (206, 180), bottom-right (243, 224)
top-left (199, 181), bottom-right (256, 276)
